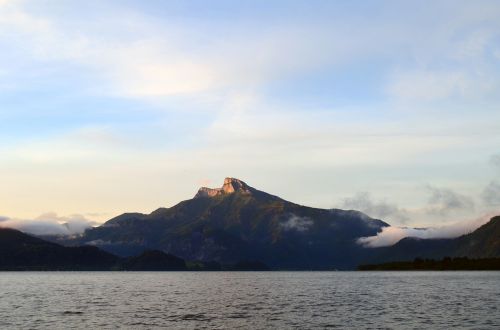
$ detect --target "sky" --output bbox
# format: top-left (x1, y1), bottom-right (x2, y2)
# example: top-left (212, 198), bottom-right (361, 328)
top-left (1, 0), bottom-right (500, 236)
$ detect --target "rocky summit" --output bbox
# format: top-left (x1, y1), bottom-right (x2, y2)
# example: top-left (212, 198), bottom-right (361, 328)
top-left (194, 178), bottom-right (253, 198)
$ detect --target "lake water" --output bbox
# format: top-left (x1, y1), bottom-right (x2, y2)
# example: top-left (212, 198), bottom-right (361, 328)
top-left (0, 271), bottom-right (498, 329)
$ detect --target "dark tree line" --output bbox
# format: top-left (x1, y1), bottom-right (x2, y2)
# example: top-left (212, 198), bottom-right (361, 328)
top-left (358, 257), bottom-right (500, 270)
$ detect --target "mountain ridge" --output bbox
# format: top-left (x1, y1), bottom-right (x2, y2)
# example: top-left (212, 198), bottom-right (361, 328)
top-left (26, 178), bottom-right (499, 270)
top-left (0, 228), bottom-right (221, 271)
top-left (0, 227), bottom-right (119, 270)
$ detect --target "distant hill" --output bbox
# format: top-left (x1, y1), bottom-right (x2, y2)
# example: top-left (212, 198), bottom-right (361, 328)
top-left (0, 228), bottom-right (119, 270)
top-left (0, 228), bottom-right (274, 271)
top-left (369, 216), bottom-right (500, 264)
top-left (455, 216), bottom-right (500, 257)
top-left (64, 178), bottom-right (389, 270)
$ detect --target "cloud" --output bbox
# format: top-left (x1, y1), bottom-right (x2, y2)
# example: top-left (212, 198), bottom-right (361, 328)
top-left (0, 2), bottom-right (362, 101)
top-left (0, 212), bottom-right (97, 236)
top-left (387, 70), bottom-right (469, 102)
top-left (341, 192), bottom-right (410, 224)
top-left (4, 1), bottom-right (496, 105)
top-left (1, 1), bottom-right (500, 226)
top-left (0, 3), bottom-right (216, 98)
top-left (357, 214), bottom-right (493, 247)
top-left (490, 154), bottom-right (500, 170)
top-left (281, 214), bottom-right (313, 232)
top-left (481, 181), bottom-right (500, 206)
top-left (425, 186), bottom-right (474, 215)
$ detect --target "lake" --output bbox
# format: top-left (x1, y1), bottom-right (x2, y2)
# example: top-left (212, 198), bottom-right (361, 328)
top-left (0, 271), bottom-right (498, 329)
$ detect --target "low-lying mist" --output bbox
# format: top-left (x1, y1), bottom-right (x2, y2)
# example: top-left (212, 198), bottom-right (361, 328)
top-left (0, 212), bottom-right (96, 236)
top-left (357, 213), bottom-right (495, 248)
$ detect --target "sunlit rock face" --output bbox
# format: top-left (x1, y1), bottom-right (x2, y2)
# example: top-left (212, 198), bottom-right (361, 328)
top-left (195, 187), bottom-right (224, 198)
top-left (194, 178), bottom-right (251, 198)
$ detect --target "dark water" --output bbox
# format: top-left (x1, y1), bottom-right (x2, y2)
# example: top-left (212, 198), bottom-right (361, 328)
top-left (0, 272), bottom-right (498, 329)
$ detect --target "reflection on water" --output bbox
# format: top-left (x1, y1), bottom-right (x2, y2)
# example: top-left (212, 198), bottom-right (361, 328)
top-left (0, 271), bottom-right (499, 329)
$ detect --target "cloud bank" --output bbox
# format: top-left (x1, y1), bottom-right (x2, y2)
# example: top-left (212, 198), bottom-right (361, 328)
top-left (481, 181), bottom-right (500, 206)
top-left (479, 154), bottom-right (500, 207)
top-left (425, 185), bottom-right (475, 215)
top-left (357, 214), bottom-right (493, 248)
top-left (0, 212), bottom-right (96, 236)
top-left (341, 192), bottom-right (410, 224)
top-left (490, 153), bottom-right (500, 170)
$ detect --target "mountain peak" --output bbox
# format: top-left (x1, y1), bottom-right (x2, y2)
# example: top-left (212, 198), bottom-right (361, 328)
top-left (194, 177), bottom-right (252, 198)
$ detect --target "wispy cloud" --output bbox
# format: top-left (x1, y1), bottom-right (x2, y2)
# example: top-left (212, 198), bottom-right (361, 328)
top-left (281, 214), bottom-right (313, 232)
top-left (387, 70), bottom-right (469, 102)
top-left (0, 2), bottom-right (368, 101)
top-left (481, 181), bottom-right (500, 206)
top-left (490, 153), bottom-right (500, 170)
top-left (425, 185), bottom-right (475, 215)
top-left (341, 192), bottom-right (410, 224)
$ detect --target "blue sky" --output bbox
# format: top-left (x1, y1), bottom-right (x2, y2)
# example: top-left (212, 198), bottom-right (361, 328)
top-left (1, 0), bottom-right (500, 231)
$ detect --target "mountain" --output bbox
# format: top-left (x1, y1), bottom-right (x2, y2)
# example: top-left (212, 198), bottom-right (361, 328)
top-left (4, 179), bottom-right (498, 270)
top-left (371, 216), bottom-right (500, 263)
top-left (68, 178), bottom-right (389, 270)
top-left (0, 228), bottom-right (119, 270)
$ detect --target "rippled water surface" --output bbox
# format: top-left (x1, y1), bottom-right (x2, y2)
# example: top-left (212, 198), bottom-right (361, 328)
top-left (0, 271), bottom-right (499, 329)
